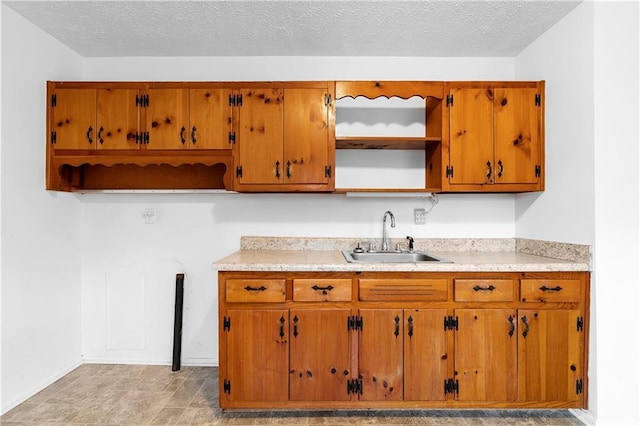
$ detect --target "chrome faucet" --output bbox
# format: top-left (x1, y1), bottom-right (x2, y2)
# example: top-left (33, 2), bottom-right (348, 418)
top-left (381, 211), bottom-right (396, 252)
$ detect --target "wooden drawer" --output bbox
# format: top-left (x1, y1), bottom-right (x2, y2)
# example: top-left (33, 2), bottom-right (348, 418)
top-left (520, 279), bottom-right (582, 303)
top-left (293, 279), bottom-right (352, 302)
top-left (454, 279), bottom-right (515, 302)
top-left (359, 279), bottom-right (448, 301)
top-left (226, 279), bottom-right (286, 303)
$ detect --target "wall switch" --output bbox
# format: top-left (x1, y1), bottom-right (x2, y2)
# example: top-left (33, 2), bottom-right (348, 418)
top-left (414, 208), bottom-right (427, 225)
top-left (142, 208), bottom-right (156, 224)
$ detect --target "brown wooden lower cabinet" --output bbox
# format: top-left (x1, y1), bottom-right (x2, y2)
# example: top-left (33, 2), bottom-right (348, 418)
top-left (218, 272), bottom-right (589, 409)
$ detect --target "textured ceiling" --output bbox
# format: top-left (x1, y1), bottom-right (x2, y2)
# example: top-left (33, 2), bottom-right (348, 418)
top-left (5, 0), bottom-right (582, 57)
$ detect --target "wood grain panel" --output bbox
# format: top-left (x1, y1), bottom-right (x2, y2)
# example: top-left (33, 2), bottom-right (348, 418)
top-left (226, 279), bottom-right (286, 303)
top-left (359, 279), bottom-right (448, 301)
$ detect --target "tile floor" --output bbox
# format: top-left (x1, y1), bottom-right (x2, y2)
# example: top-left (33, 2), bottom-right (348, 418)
top-left (0, 364), bottom-right (586, 425)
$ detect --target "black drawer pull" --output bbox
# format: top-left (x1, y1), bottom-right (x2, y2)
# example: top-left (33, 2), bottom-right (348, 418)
top-left (473, 285), bottom-right (496, 292)
top-left (244, 285), bottom-right (267, 292)
top-left (540, 285), bottom-right (563, 292)
top-left (311, 285), bottom-right (334, 291)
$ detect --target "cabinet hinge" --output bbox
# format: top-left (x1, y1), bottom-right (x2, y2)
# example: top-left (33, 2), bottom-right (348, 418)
top-left (446, 165), bottom-right (454, 178)
top-left (228, 132), bottom-right (236, 144)
top-left (347, 315), bottom-right (363, 331)
top-left (576, 378), bottom-right (583, 395)
top-left (324, 94), bottom-right (332, 106)
top-left (577, 316), bottom-right (584, 332)
top-left (444, 316), bottom-right (458, 331)
top-left (535, 94), bottom-right (541, 107)
top-left (51, 131), bottom-right (57, 144)
top-left (535, 165), bottom-right (541, 178)
top-left (446, 94), bottom-right (454, 107)
top-left (51, 94), bottom-right (57, 107)
top-left (325, 165), bottom-right (332, 178)
top-left (133, 132), bottom-right (149, 145)
top-left (223, 316), bottom-right (231, 332)
top-left (223, 379), bottom-right (231, 394)
top-left (236, 166), bottom-right (243, 178)
top-left (229, 94), bottom-right (243, 107)
top-left (444, 378), bottom-right (459, 395)
top-left (135, 94), bottom-right (149, 107)
top-left (347, 377), bottom-right (363, 395)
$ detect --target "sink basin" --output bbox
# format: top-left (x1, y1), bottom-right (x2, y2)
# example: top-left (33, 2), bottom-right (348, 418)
top-left (342, 250), bottom-right (452, 263)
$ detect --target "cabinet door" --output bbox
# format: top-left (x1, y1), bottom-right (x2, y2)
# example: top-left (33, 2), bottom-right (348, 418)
top-left (455, 309), bottom-right (517, 401)
top-left (283, 88), bottom-right (330, 184)
top-left (236, 88), bottom-right (284, 185)
top-left (359, 309), bottom-right (403, 401)
top-left (404, 309), bottom-right (449, 401)
top-left (223, 309), bottom-right (289, 403)
top-left (189, 88), bottom-right (232, 150)
top-left (96, 88), bottom-right (140, 150)
top-left (144, 88), bottom-right (188, 149)
top-left (51, 88), bottom-right (96, 150)
top-left (494, 88), bottom-right (540, 184)
top-left (448, 88), bottom-right (494, 185)
top-left (518, 310), bottom-right (584, 402)
top-left (290, 309), bottom-right (351, 401)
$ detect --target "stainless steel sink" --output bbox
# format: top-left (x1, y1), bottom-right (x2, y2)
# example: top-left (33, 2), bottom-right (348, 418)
top-left (342, 250), bottom-right (452, 263)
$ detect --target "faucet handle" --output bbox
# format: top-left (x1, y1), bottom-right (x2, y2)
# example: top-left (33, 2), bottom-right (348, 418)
top-left (354, 241), bottom-right (371, 253)
top-left (406, 236), bottom-right (415, 252)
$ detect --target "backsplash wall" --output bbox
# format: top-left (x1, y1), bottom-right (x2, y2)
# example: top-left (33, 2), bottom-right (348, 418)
top-left (79, 192), bottom-right (515, 364)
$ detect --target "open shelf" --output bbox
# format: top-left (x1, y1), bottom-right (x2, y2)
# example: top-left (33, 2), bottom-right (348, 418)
top-left (48, 150), bottom-right (233, 192)
top-left (333, 82), bottom-right (444, 192)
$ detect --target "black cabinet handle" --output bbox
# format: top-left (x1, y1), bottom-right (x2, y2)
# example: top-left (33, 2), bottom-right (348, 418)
top-left (98, 126), bottom-right (104, 144)
top-left (521, 316), bottom-right (530, 338)
top-left (244, 285), bottom-right (266, 292)
top-left (473, 285), bottom-right (496, 292)
top-left (497, 160), bottom-right (503, 178)
top-left (394, 315), bottom-right (400, 338)
top-left (407, 316), bottom-right (414, 338)
top-left (86, 126), bottom-right (93, 144)
top-left (180, 126), bottom-right (186, 144)
top-left (540, 285), bottom-right (563, 292)
top-left (311, 285), bottom-right (333, 295)
top-left (293, 316), bottom-right (299, 338)
top-left (275, 161), bottom-right (280, 178)
top-left (286, 161), bottom-right (292, 178)
top-left (486, 160), bottom-right (492, 179)
top-left (508, 315), bottom-right (515, 337)
top-left (191, 126), bottom-right (197, 144)
top-left (279, 316), bottom-right (285, 339)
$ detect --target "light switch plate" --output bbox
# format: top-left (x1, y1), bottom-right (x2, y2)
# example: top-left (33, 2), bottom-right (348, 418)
top-left (414, 208), bottom-right (427, 225)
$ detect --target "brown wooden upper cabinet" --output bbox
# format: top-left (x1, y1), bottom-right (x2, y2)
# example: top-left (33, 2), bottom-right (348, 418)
top-left (442, 82), bottom-right (545, 192)
top-left (231, 83), bottom-right (335, 192)
top-left (50, 86), bottom-right (231, 151)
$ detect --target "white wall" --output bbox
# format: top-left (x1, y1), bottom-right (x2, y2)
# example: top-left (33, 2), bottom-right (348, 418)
top-left (592, 1), bottom-right (639, 425)
top-left (80, 56), bottom-right (519, 365)
top-left (514, 2), bottom-right (595, 245)
top-left (516, 2), bottom-right (640, 425)
top-left (0, 5), bottom-right (84, 414)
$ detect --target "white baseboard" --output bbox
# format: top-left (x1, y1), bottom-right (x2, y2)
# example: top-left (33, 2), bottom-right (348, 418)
top-left (0, 358), bottom-right (83, 416)
top-left (80, 356), bottom-right (218, 367)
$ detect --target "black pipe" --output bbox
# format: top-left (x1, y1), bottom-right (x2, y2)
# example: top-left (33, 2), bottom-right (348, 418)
top-left (172, 273), bottom-right (185, 371)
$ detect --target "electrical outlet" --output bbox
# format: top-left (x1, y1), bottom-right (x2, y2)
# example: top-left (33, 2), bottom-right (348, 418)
top-left (142, 208), bottom-right (156, 224)
top-left (414, 208), bottom-right (427, 225)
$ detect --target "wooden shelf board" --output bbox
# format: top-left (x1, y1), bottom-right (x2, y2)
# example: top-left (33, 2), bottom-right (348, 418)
top-left (336, 137), bottom-right (441, 150)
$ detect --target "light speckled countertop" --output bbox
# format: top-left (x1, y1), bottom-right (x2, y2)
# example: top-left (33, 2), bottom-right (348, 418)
top-left (214, 237), bottom-right (591, 272)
